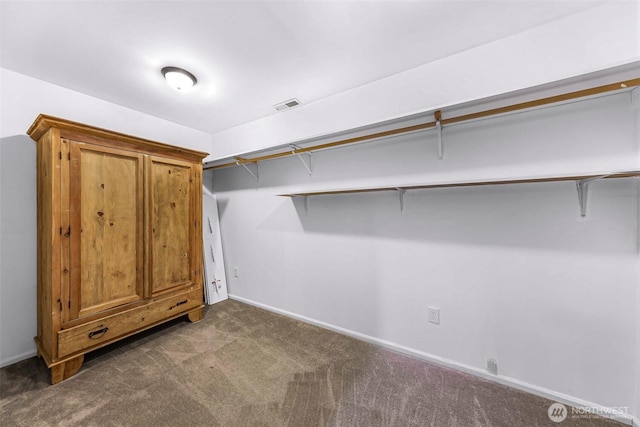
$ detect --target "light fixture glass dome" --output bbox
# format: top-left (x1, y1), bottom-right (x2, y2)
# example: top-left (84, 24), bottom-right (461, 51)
top-left (161, 67), bottom-right (197, 91)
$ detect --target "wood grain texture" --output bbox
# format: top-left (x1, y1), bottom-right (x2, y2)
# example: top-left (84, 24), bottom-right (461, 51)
top-left (35, 130), bottom-right (52, 359)
top-left (69, 142), bottom-right (145, 319)
top-left (58, 288), bottom-right (202, 358)
top-left (191, 163), bottom-right (204, 291)
top-left (35, 128), bottom-right (62, 362)
top-left (149, 157), bottom-right (193, 294)
top-left (27, 114), bottom-right (208, 164)
top-left (60, 139), bottom-right (71, 324)
top-left (187, 308), bottom-right (203, 323)
top-left (50, 355), bottom-right (83, 385)
top-left (28, 115), bottom-right (207, 382)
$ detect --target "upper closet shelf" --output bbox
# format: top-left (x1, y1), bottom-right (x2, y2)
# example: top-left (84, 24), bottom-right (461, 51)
top-left (206, 77), bottom-right (640, 173)
top-left (279, 171), bottom-right (640, 217)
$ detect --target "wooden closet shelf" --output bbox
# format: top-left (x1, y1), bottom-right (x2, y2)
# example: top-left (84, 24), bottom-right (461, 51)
top-left (278, 171), bottom-right (640, 197)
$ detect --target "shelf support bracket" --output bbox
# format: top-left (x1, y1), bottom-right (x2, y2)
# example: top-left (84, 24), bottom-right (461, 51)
top-left (575, 175), bottom-right (608, 217)
top-left (396, 188), bottom-right (406, 214)
top-left (434, 110), bottom-right (444, 160)
top-left (290, 144), bottom-right (312, 175)
top-left (236, 160), bottom-right (259, 182)
top-left (292, 195), bottom-right (309, 215)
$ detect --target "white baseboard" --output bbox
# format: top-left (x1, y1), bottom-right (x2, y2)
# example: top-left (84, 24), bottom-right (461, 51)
top-left (0, 349), bottom-right (37, 368)
top-left (229, 294), bottom-right (637, 426)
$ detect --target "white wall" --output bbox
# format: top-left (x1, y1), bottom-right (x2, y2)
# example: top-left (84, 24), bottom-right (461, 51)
top-left (635, 103), bottom-right (640, 422)
top-left (0, 68), bottom-right (211, 367)
top-left (210, 90), bottom-right (640, 420)
top-left (210, 1), bottom-right (640, 160)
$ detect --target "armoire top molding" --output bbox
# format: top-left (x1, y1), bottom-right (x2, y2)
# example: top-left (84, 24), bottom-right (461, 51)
top-left (28, 114), bottom-right (209, 163)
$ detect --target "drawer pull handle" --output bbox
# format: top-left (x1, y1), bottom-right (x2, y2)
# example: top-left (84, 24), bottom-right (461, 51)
top-left (88, 327), bottom-right (109, 339)
top-left (176, 300), bottom-right (188, 306)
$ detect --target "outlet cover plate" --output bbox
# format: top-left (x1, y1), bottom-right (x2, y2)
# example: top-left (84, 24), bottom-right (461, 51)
top-left (487, 358), bottom-right (498, 375)
top-left (427, 307), bottom-right (440, 325)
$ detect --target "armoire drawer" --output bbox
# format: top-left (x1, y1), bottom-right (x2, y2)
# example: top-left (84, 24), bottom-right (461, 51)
top-left (57, 288), bottom-right (203, 358)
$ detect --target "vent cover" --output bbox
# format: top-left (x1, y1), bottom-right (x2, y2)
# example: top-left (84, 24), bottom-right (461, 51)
top-left (273, 98), bottom-right (302, 112)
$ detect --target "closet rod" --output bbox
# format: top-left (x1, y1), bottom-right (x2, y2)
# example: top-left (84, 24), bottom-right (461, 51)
top-left (205, 78), bottom-right (640, 171)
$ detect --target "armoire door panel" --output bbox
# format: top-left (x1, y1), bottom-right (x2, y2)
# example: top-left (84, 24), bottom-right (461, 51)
top-left (69, 142), bottom-right (145, 319)
top-left (148, 157), bottom-right (193, 294)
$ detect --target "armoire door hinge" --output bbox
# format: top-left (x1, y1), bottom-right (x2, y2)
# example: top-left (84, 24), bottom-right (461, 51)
top-left (68, 301), bottom-right (71, 309)
top-left (59, 227), bottom-right (62, 235)
top-left (59, 300), bottom-right (62, 311)
top-left (68, 152), bottom-right (71, 160)
top-left (59, 152), bottom-right (62, 160)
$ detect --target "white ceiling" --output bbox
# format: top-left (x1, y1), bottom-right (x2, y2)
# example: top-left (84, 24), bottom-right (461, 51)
top-left (1, 1), bottom-right (601, 135)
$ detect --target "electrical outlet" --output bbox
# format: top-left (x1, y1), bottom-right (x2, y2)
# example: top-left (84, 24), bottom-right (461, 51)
top-left (427, 307), bottom-right (440, 325)
top-left (487, 358), bottom-right (498, 375)
top-left (234, 267), bottom-right (239, 278)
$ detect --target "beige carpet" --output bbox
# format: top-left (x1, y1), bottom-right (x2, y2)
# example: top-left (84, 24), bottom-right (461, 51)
top-left (0, 299), bottom-right (625, 426)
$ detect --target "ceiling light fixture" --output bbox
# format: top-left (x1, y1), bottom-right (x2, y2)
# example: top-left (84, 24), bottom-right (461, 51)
top-left (161, 66), bottom-right (197, 91)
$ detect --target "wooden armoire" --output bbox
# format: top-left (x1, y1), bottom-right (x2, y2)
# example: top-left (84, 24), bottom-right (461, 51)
top-left (28, 115), bottom-right (208, 384)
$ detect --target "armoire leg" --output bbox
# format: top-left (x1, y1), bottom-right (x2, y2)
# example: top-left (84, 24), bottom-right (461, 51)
top-left (187, 308), bottom-right (203, 323)
top-left (50, 354), bottom-right (84, 384)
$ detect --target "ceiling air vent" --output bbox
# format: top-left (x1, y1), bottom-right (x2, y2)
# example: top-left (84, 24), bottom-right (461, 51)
top-left (273, 98), bottom-right (302, 112)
